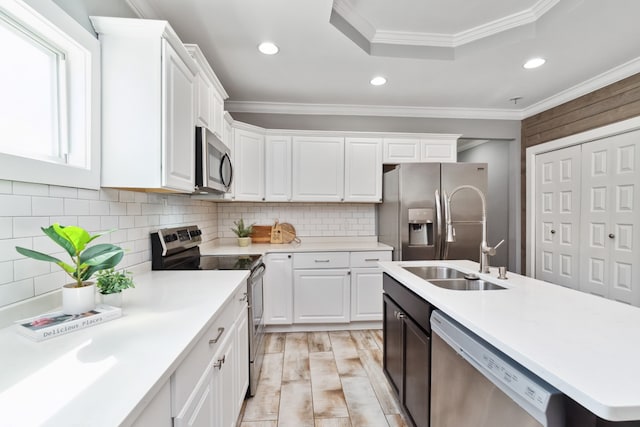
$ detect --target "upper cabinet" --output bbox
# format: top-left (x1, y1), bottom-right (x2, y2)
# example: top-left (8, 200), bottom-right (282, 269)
top-left (233, 125), bottom-right (265, 201)
top-left (184, 44), bottom-right (228, 141)
top-left (292, 136), bottom-right (345, 202)
top-left (383, 135), bottom-right (460, 163)
top-left (91, 17), bottom-right (198, 192)
top-left (265, 135), bottom-right (292, 202)
top-left (344, 138), bottom-right (382, 202)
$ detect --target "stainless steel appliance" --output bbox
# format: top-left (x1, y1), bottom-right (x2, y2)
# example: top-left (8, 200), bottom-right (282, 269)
top-left (430, 311), bottom-right (564, 427)
top-left (377, 163), bottom-right (488, 262)
top-left (150, 225), bottom-right (265, 397)
top-left (195, 126), bottom-right (233, 194)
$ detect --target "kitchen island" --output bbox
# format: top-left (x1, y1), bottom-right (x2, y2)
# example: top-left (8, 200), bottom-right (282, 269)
top-left (0, 269), bottom-right (248, 427)
top-left (379, 260), bottom-right (640, 423)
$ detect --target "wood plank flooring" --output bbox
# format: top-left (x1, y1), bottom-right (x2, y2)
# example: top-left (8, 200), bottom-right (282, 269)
top-left (240, 330), bottom-right (409, 427)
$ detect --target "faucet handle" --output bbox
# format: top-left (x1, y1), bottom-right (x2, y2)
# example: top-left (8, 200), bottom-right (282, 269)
top-left (494, 239), bottom-right (505, 250)
top-left (486, 239), bottom-right (505, 256)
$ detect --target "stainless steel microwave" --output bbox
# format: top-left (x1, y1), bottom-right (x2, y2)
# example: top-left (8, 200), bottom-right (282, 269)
top-left (195, 126), bottom-right (233, 193)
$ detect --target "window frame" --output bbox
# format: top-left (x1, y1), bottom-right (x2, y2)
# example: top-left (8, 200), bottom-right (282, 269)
top-left (0, 0), bottom-right (100, 189)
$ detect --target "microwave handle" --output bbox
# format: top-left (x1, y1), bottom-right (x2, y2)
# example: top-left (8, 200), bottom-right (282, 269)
top-left (221, 153), bottom-right (233, 190)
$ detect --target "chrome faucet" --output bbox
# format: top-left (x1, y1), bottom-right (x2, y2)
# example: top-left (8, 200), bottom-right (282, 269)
top-left (444, 185), bottom-right (504, 274)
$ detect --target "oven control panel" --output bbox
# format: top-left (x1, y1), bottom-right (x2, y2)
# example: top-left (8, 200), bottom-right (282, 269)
top-left (153, 225), bottom-right (203, 256)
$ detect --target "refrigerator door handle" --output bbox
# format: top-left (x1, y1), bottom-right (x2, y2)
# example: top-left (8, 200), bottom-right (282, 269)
top-left (442, 189), bottom-right (451, 260)
top-left (435, 189), bottom-right (442, 259)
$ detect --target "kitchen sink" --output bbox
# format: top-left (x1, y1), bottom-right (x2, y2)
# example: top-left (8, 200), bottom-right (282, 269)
top-left (428, 278), bottom-right (506, 291)
top-left (403, 266), bottom-right (467, 280)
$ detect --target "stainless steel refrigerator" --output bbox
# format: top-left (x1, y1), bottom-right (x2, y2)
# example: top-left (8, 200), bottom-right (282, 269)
top-left (377, 163), bottom-right (488, 261)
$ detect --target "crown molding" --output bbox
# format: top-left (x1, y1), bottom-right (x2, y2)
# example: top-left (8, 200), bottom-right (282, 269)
top-left (521, 56), bottom-right (640, 118)
top-left (333, 0), bottom-right (559, 50)
top-left (225, 100), bottom-right (522, 120)
top-left (125, 0), bottom-right (160, 19)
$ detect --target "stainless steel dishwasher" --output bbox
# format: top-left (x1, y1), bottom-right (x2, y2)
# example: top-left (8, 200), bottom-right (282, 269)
top-left (430, 311), bottom-right (564, 427)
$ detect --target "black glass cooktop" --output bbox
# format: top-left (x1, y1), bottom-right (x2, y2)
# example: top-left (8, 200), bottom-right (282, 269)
top-left (197, 255), bottom-right (262, 271)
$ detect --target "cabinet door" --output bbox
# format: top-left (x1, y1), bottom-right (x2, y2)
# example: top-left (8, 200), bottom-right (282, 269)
top-left (223, 116), bottom-right (233, 150)
top-left (162, 39), bottom-right (196, 192)
top-left (264, 253), bottom-right (293, 325)
top-left (292, 136), bottom-right (344, 202)
top-left (233, 128), bottom-right (265, 201)
top-left (212, 90), bottom-right (224, 140)
top-left (265, 136), bottom-right (292, 201)
top-left (194, 73), bottom-right (212, 129)
top-left (383, 294), bottom-right (403, 396)
top-left (212, 330), bottom-right (236, 427)
top-left (234, 308), bottom-right (249, 411)
top-left (403, 316), bottom-right (430, 427)
top-left (132, 380), bottom-right (172, 427)
top-left (534, 145), bottom-right (582, 289)
top-left (345, 138), bottom-right (382, 202)
top-left (293, 268), bottom-right (350, 323)
top-left (420, 139), bottom-right (456, 162)
top-left (383, 138), bottom-right (420, 163)
top-left (351, 268), bottom-right (383, 321)
top-left (174, 365), bottom-right (215, 427)
top-left (580, 132), bottom-right (640, 304)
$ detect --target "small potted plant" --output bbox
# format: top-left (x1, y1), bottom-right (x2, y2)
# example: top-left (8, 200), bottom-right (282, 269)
top-left (15, 224), bottom-right (124, 314)
top-left (231, 218), bottom-right (254, 247)
top-left (96, 268), bottom-right (135, 307)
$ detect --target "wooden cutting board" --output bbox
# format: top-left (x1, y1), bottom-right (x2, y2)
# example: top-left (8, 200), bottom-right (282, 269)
top-left (251, 225), bottom-right (272, 243)
top-left (280, 223), bottom-right (300, 243)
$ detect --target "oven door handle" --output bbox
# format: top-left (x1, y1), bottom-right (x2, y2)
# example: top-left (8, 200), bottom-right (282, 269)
top-left (249, 263), bottom-right (266, 282)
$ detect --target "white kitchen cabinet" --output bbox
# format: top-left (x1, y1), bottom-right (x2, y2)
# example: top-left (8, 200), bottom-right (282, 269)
top-left (292, 136), bottom-right (345, 202)
top-left (223, 113), bottom-right (234, 150)
top-left (212, 90), bottom-right (225, 140)
top-left (345, 137), bottom-right (382, 202)
top-left (265, 136), bottom-right (292, 201)
top-left (264, 253), bottom-right (293, 325)
top-left (173, 362), bottom-right (215, 427)
top-left (350, 251), bottom-right (391, 321)
top-left (383, 135), bottom-right (460, 164)
top-left (383, 138), bottom-right (421, 163)
top-left (293, 269), bottom-right (351, 323)
top-left (131, 380), bottom-right (172, 427)
top-left (234, 307), bottom-right (249, 412)
top-left (579, 132), bottom-right (640, 305)
top-left (214, 328), bottom-right (236, 427)
top-left (233, 126), bottom-right (265, 201)
top-left (91, 17), bottom-right (198, 193)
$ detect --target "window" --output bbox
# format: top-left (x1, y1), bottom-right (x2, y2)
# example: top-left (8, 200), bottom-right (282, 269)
top-left (0, 0), bottom-right (100, 189)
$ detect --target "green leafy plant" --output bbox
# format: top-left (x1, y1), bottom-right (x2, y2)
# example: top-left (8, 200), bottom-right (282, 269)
top-left (231, 218), bottom-right (254, 238)
top-left (15, 224), bottom-right (124, 288)
top-left (96, 268), bottom-right (135, 294)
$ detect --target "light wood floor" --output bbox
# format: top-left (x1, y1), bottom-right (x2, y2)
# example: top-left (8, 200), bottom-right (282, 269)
top-left (239, 330), bottom-right (409, 427)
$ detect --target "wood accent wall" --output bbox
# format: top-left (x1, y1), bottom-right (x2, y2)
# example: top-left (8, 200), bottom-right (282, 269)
top-left (520, 72), bottom-right (640, 271)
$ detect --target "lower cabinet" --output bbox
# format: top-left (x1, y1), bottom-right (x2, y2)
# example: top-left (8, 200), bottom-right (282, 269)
top-left (172, 282), bottom-right (249, 427)
top-left (263, 253), bottom-right (293, 325)
top-left (293, 268), bottom-right (350, 323)
top-left (351, 267), bottom-right (384, 321)
top-left (383, 274), bottom-right (433, 427)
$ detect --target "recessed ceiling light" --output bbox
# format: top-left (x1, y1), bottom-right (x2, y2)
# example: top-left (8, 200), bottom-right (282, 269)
top-left (258, 42), bottom-right (279, 55)
top-left (370, 76), bottom-right (387, 86)
top-left (523, 57), bottom-right (546, 69)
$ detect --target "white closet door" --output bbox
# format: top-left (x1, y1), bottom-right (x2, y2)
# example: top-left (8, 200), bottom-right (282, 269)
top-left (535, 145), bottom-right (582, 289)
top-left (580, 131), bottom-right (640, 304)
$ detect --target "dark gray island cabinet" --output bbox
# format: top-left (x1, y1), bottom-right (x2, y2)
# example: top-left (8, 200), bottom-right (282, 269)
top-left (381, 272), bottom-right (640, 427)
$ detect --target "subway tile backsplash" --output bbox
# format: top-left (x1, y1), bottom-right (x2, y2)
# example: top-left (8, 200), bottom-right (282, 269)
top-left (218, 202), bottom-right (376, 239)
top-left (0, 180), bottom-right (218, 308)
top-left (0, 180), bottom-right (377, 309)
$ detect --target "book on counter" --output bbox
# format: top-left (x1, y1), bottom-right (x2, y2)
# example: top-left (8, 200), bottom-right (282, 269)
top-left (15, 304), bottom-right (122, 341)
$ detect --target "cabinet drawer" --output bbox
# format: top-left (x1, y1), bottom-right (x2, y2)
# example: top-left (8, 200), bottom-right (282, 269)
top-left (293, 252), bottom-right (349, 269)
top-left (350, 251), bottom-right (391, 268)
top-left (171, 281), bottom-right (247, 414)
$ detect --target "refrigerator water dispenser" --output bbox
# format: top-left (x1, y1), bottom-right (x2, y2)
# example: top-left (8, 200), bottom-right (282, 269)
top-left (408, 208), bottom-right (434, 246)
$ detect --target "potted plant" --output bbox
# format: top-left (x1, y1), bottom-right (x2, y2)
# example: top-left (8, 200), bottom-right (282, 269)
top-left (15, 224), bottom-right (124, 314)
top-left (96, 268), bottom-right (135, 307)
top-left (231, 218), bottom-right (254, 247)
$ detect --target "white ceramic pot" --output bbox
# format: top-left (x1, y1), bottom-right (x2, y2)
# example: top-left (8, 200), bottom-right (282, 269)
top-left (100, 292), bottom-right (122, 308)
top-left (62, 282), bottom-right (96, 315)
top-left (237, 237), bottom-right (251, 247)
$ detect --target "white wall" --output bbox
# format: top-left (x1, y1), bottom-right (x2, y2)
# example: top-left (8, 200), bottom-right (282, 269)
top-left (0, 180), bottom-right (218, 308)
top-left (217, 202), bottom-right (376, 239)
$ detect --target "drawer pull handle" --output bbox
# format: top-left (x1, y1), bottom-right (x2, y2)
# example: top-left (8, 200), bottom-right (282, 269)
top-left (364, 258), bottom-right (380, 262)
top-left (213, 355), bottom-right (225, 370)
top-left (239, 292), bottom-right (248, 302)
top-left (315, 259), bottom-right (330, 263)
top-left (209, 327), bottom-right (225, 345)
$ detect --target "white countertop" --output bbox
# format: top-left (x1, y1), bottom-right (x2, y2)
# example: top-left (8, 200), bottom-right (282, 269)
top-left (0, 270), bottom-right (248, 427)
top-left (200, 239), bottom-right (392, 256)
top-left (379, 260), bottom-right (640, 422)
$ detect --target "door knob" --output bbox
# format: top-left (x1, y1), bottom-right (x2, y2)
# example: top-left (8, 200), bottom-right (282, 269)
top-left (609, 233), bottom-right (615, 239)
top-left (550, 230), bottom-right (556, 234)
